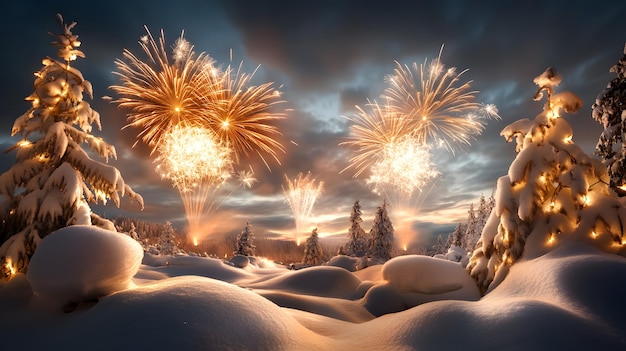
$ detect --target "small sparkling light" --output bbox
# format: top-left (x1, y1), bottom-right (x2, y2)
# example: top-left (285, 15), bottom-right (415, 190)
top-left (4, 258), bottom-right (15, 277)
top-left (17, 140), bottom-right (32, 148)
top-left (591, 231), bottom-right (598, 239)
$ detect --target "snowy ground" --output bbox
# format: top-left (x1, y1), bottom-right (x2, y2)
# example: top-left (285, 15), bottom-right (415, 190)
top-left (1, 225), bottom-right (626, 350)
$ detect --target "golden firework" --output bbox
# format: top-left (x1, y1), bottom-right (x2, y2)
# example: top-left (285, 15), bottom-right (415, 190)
top-left (111, 27), bottom-right (221, 153)
top-left (201, 62), bottom-right (286, 169)
top-left (382, 46), bottom-right (500, 153)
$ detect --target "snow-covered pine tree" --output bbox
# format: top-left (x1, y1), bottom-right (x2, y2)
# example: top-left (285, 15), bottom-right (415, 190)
top-left (234, 221), bottom-right (256, 256)
top-left (463, 203), bottom-right (479, 253)
top-left (344, 199), bottom-right (368, 256)
top-left (157, 221), bottom-right (179, 256)
top-left (593, 44), bottom-right (626, 195)
top-left (128, 221), bottom-right (139, 241)
top-left (0, 14), bottom-right (143, 278)
top-left (367, 200), bottom-right (394, 261)
top-left (468, 67), bottom-right (626, 295)
top-left (446, 222), bottom-right (466, 249)
top-left (302, 227), bottom-right (324, 266)
top-left (432, 235), bottom-right (447, 255)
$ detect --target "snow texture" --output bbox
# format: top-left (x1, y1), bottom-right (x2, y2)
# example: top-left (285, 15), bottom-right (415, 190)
top-left (26, 225), bottom-right (143, 306)
top-left (2, 236), bottom-right (625, 350)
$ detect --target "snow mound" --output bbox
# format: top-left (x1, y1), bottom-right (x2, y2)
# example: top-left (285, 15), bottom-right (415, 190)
top-left (10, 276), bottom-right (323, 350)
top-left (361, 255), bottom-right (481, 316)
top-left (326, 254), bottom-right (361, 271)
top-left (141, 253), bottom-right (253, 283)
top-left (245, 266), bottom-right (362, 299)
top-left (230, 254), bottom-right (250, 268)
top-left (26, 225), bottom-right (143, 305)
top-left (382, 254), bottom-right (477, 294)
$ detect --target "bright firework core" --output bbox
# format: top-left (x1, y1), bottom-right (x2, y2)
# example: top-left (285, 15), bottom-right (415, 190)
top-left (156, 125), bottom-right (233, 241)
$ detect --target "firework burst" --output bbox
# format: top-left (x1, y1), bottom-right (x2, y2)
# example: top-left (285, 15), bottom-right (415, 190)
top-left (155, 125), bottom-right (233, 234)
top-left (382, 46), bottom-right (500, 153)
top-left (341, 46), bottom-right (499, 247)
top-left (282, 172), bottom-right (324, 246)
top-left (111, 27), bottom-right (222, 153)
top-left (366, 135), bottom-right (440, 197)
top-left (200, 61), bottom-right (286, 169)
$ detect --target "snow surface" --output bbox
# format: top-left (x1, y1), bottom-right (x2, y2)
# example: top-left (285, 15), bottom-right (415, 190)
top-left (26, 225), bottom-right (143, 308)
top-left (1, 226), bottom-right (626, 350)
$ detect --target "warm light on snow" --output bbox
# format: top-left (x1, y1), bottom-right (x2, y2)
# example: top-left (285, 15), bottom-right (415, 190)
top-left (3, 258), bottom-right (15, 278)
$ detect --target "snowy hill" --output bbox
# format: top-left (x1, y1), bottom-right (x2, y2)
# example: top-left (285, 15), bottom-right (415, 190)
top-left (1, 225), bottom-right (625, 350)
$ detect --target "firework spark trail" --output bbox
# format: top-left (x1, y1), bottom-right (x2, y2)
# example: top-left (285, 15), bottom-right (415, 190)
top-left (282, 172), bottom-right (324, 246)
top-left (112, 27), bottom-right (287, 244)
top-left (155, 125), bottom-right (233, 234)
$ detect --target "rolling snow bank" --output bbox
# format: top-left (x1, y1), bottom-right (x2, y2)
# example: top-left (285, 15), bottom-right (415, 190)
top-left (2, 240), bottom-right (626, 350)
top-left (362, 255), bottom-right (480, 316)
top-left (26, 225), bottom-right (143, 306)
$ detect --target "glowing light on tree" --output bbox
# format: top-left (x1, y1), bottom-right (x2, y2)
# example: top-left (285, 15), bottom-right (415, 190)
top-left (282, 172), bottom-right (324, 246)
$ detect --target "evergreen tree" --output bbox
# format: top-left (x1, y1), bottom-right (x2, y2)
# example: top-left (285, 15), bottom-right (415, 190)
top-left (367, 200), bottom-right (394, 261)
top-left (157, 221), bottom-right (178, 256)
top-left (593, 44), bottom-right (626, 195)
top-left (432, 235), bottom-right (447, 255)
top-left (447, 222), bottom-right (466, 249)
top-left (234, 221), bottom-right (256, 256)
top-left (128, 221), bottom-right (139, 241)
top-left (0, 14), bottom-right (143, 277)
top-left (468, 68), bottom-right (626, 295)
top-left (344, 199), bottom-right (368, 256)
top-left (463, 203), bottom-right (479, 253)
top-left (302, 227), bottom-right (324, 266)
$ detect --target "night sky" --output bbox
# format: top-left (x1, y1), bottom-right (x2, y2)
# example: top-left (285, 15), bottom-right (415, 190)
top-left (1, 0), bottom-right (625, 248)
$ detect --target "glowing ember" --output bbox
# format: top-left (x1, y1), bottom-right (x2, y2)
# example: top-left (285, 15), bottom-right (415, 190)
top-left (4, 258), bottom-right (15, 278)
top-left (282, 172), bottom-right (324, 246)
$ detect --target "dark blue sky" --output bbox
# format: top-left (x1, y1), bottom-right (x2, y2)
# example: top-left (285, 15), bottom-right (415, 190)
top-left (1, 0), bottom-right (625, 248)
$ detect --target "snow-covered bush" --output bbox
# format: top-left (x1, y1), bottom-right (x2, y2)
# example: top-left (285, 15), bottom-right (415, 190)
top-left (593, 43), bottom-right (626, 194)
top-left (0, 14), bottom-right (143, 278)
top-left (468, 68), bottom-right (626, 294)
